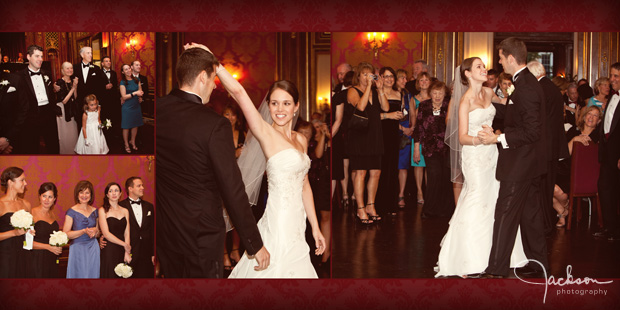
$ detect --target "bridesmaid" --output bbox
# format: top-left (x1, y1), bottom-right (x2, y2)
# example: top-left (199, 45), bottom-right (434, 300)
top-left (98, 182), bottom-right (131, 278)
top-left (120, 64), bottom-right (144, 153)
top-left (0, 167), bottom-right (32, 278)
top-left (64, 180), bottom-right (100, 278)
top-left (31, 182), bottom-right (62, 278)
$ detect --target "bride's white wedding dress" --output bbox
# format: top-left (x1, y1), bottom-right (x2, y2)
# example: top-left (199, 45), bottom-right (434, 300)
top-left (435, 105), bottom-right (527, 277)
top-left (229, 148), bottom-right (318, 278)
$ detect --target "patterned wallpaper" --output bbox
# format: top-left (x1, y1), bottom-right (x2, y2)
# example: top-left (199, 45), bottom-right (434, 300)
top-left (111, 32), bottom-right (155, 92)
top-left (0, 156), bottom-right (155, 227)
top-left (332, 32), bottom-right (424, 82)
top-left (184, 32), bottom-right (276, 111)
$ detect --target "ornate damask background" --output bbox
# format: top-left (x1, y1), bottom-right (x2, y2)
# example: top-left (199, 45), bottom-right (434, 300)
top-left (0, 156), bottom-right (154, 226)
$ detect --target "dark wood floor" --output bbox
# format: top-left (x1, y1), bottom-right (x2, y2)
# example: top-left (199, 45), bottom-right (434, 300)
top-left (332, 195), bottom-right (620, 279)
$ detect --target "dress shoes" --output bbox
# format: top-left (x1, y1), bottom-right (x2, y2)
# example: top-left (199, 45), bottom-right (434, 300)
top-left (514, 265), bottom-right (545, 278)
top-left (608, 234), bottom-right (620, 242)
top-left (464, 272), bottom-right (503, 279)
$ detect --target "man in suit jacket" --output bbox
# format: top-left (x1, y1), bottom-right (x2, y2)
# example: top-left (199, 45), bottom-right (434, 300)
top-left (156, 44), bottom-right (269, 278)
top-left (595, 62), bottom-right (620, 241)
top-left (0, 49), bottom-right (19, 154)
top-left (132, 60), bottom-right (151, 116)
top-left (478, 37), bottom-right (548, 278)
top-left (14, 45), bottom-right (59, 154)
top-left (332, 63), bottom-right (351, 94)
top-left (527, 61), bottom-right (570, 231)
top-left (118, 176), bottom-right (154, 278)
top-left (404, 59), bottom-right (428, 97)
top-left (74, 46), bottom-right (105, 129)
top-left (100, 56), bottom-right (121, 140)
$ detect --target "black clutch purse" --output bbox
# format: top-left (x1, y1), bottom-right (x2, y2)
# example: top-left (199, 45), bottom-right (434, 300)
top-left (348, 108), bottom-right (368, 131)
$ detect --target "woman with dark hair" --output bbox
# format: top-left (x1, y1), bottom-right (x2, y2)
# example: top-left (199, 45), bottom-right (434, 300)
top-left (411, 72), bottom-right (432, 204)
top-left (30, 182), bottom-right (62, 278)
top-left (377, 67), bottom-right (405, 215)
top-left (222, 104), bottom-right (246, 159)
top-left (396, 69), bottom-right (413, 208)
top-left (332, 71), bottom-right (355, 209)
top-left (435, 57), bottom-right (525, 277)
top-left (120, 63), bottom-right (144, 153)
top-left (98, 182), bottom-right (131, 278)
top-left (0, 167), bottom-right (32, 278)
top-left (64, 180), bottom-right (100, 278)
top-left (413, 81), bottom-right (454, 219)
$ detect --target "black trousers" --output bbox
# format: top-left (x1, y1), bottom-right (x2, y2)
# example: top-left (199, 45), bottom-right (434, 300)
top-left (598, 161), bottom-right (620, 236)
top-left (130, 250), bottom-right (155, 278)
top-left (157, 245), bottom-right (222, 278)
top-left (19, 104), bottom-right (59, 154)
top-left (541, 160), bottom-right (559, 233)
top-left (423, 154), bottom-right (455, 217)
top-left (486, 177), bottom-right (548, 276)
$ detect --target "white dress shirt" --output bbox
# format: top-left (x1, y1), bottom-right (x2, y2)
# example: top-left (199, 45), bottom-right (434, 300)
top-left (81, 62), bottom-right (90, 83)
top-left (605, 93), bottom-right (619, 134)
top-left (129, 198), bottom-right (143, 227)
top-left (29, 69), bottom-right (49, 106)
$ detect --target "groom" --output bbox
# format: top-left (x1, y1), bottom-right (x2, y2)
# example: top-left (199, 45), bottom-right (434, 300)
top-left (156, 44), bottom-right (269, 278)
top-left (478, 37), bottom-right (548, 278)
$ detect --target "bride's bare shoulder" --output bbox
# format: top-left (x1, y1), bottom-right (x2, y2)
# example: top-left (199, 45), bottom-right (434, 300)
top-left (291, 131), bottom-right (308, 153)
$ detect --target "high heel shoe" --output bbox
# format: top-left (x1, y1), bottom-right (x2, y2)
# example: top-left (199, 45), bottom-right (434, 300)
top-left (356, 206), bottom-right (373, 225)
top-left (124, 143), bottom-right (131, 154)
top-left (398, 196), bottom-right (406, 208)
top-left (366, 202), bottom-right (381, 222)
top-left (341, 195), bottom-right (350, 208)
top-left (130, 142), bottom-right (138, 151)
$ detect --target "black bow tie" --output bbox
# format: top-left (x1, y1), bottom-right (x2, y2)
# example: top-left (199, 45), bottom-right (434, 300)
top-left (82, 63), bottom-right (90, 68)
top-left (612, 90), bottom-right (619, 97)
top-left (29, 70), bottom-right (41, 76)
top-left (130, 199), bottom-right (141, 205)
top-left (103, 70), bottom-right (110, 74)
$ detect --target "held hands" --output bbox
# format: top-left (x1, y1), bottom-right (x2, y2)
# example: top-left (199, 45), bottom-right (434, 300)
top-left (413, 146), bottom-right (421, 164)
top-left (387, 111), bottom-right (404, 120)
top-left (134, 90), bottom-right (144, 97)
top-left (313, 229), bottom-right (326, 256)
top-left (99, 235), bottom-right (107, 249)
top-left (106, 83), bottom-right (113, 90)
top-left (574, 134), bottom-right (592, 146)
top-left (84, 227), bottom-right (97, 238)
top-left (48, 244), bottom-right (62, 255)
top-left (251, 246), bottom-right (270, 271)
top-left (402, 127), bottom-right (413, 137)
top-left (477, 125), bottom-right (498, 145)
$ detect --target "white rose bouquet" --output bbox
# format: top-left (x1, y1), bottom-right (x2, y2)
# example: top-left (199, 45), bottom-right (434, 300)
top-left (114, 263), bottom-right (133, 278)
top-left (10, 209), bottom-right (33, 230)
top-left (49, 230), bottom-right (68, 247)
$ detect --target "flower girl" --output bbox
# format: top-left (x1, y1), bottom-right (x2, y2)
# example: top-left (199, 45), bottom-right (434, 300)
top-left (75, 94), bottom-right (109, 154)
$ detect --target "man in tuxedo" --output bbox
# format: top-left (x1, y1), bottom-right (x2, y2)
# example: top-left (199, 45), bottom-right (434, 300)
top-left (100, 56), bottom-right (121, 140)
top-left (332, 63), bottom-right (351, 94)
top-left (478, 37), bottom-right (548, 278)
top-left (131, 60), bottom-right (151, 116)
top-left (485, 69), bottom-right (499, 94)
top-left (74, 46), bottom-right (105, 129)
top-left (0, 49), bottom-right (18, 154)
top-left (14, 45), bottom-right (59, 154)
top-left (594, 62), bottom-right (620, 241)
top-left (405, 59), bottom-right (428, 96)
top-left (156, 44), bottom-right (269, 278)
top-left (527, 60), bottom-right (570, 232)
top-left (119, 177), bottom-right (154, 277)
top-left (564, 83), bottom-right (582, 128)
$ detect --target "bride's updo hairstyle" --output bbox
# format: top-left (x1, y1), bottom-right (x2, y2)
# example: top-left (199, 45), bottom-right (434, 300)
top-left (1, 167), bottom-right (24, 193)
top-left (460, 57), bottom-right (481, 87)
top-left (266, 80), bottom-right (299, 104)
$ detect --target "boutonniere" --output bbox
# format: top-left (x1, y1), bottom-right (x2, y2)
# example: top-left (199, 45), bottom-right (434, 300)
top-left (506, 85), bottom-right (515, 96)
top-left (0, 80), bottom-right (8, 90)
top-left (43, 75), bottom-right (49, 82)
top-left (89, 64), bottom-right (94, 69)
top-left (147, 211), bottom-right (152, 216)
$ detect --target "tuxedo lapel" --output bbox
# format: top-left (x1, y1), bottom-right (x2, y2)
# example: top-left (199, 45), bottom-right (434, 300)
top-left (609, 100), bottom-right (620, 137)
top-left (21, 70), bottom-right (36, 99)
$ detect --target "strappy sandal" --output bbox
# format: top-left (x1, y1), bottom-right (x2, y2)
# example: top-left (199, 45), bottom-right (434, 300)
top-left (125, 144), bottom-right (131, 154)
top-left (398, 196), bottom-right (406, 208)
top-left (356, 206), bottom-right (373, 225)
top-left (366, 203), bottom-right (381, 221)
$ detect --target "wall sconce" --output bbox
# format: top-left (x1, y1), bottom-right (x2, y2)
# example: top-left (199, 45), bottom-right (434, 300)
top-left (364, 32), bottom-right (389, 59)
top-left (126, 37), bottom-right (139, 58)
top-left (102, 33), bottom-right (109, 48)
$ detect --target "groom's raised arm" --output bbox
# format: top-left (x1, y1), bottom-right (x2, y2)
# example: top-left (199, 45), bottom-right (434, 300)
top-left (210, 117), bottom-right (264, 255)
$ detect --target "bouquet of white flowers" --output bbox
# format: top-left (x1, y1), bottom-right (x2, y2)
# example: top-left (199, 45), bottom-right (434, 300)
top-left (114, 263), bottom-right (133, 278)
top-left (49, 231), bottom-right (68, 247)
top-left (10, 209), bottom-right (33, 230)
top-left (99, 119), bottom-right (112, 131)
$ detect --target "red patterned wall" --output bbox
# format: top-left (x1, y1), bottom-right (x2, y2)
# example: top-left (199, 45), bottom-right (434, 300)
top-left (332, 32), bottom-right (424, 82)
top-left (0, 156), bottom-right (155, 227)
top-left (184, 32), bottom-right (276, 110)
top-left (111, 32), bottom-right (155, 91)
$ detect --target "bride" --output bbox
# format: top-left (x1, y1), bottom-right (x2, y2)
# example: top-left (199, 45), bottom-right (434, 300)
top-left (190, 46), bottom-right (326, 278)
top-left (435, 57), bottom-right (527, 278)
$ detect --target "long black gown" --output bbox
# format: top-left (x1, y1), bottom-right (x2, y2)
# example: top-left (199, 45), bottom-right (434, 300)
top-left (0, 212), bottom-right (26, 278)
top-left (30, 220), bottom-right (60, 278)
top-left (100, 217), bottom-right (127, 278)
top-left (377, 98), bottom-right (401, 214)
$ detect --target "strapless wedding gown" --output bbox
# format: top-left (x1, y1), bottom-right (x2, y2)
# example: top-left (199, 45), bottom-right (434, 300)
top-left (435, 105), bottom-right (527, 277)
top-left (229, 148), bottom-right (317, 278)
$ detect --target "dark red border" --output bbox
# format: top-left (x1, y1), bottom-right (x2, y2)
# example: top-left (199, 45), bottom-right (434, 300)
top-left (1, 0), bottom-right (618, 309)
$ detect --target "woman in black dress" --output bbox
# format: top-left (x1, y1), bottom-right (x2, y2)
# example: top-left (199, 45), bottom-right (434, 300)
top-left (98, 182), bottom-right (131, 278)
top-left (376, 67), bottom-right (405, 216)
top-left (347, 62), bottom-right (396, 224)
top-left (0, 167), bottom-right (31, 278)
top-left (31, 182), bottom-right (62, 278)
top-left (412, 81), bottom-right (455, 218)
top-left (331, 71), bottom-right (355, 208)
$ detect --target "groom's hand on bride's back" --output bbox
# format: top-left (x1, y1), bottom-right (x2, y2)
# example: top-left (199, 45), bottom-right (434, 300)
top-left (252, 246), bottom-right (270, 271)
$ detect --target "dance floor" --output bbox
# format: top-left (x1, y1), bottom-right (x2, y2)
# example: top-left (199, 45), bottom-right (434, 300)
top-left (332, 196), bottom-right (620, 279)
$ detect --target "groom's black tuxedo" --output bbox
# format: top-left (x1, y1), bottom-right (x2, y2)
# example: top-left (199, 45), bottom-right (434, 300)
top-left (598, 91), bottom-right (620, 238)
top-left (487, 67), bottom-right (548, 276)
top-left (73, 62), bottom-right (105, 128)
top-left (119, 197), bottom-right (154, 278)
top-left (156, 89), bottom-right (263, 278)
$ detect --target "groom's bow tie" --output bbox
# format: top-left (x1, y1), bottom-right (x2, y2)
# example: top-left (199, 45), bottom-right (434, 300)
top-left (28, 70), bottom-right (41, 76)
top-left (612, 90), bottom-right (619, 97)
top-left (130, 199), bottom-right (141, 205)
top-left (82, 63), bottom-right (90, 68)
